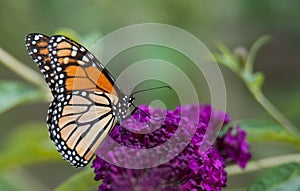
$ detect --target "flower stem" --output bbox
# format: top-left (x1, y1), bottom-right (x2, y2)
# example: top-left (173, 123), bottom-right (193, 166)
top-left (216, 36), bottom-right (298, 135)
top-left (0, 46), bottom-right (45, 89)
top-left (250, 89), bottom-right (298, 134)
top-left (226, 153), bottom-right (300, 175)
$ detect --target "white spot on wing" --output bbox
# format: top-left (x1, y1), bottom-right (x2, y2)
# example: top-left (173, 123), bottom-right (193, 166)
top-left (82, 56), bottom-right (89, 62)
top-left (71, 50), bottom-right (77, 57)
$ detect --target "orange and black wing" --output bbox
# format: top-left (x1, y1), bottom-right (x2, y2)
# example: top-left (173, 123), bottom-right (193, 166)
top-left (25, 33), bottom-right (121, 167)
top-left (26, 33), bottom-right (120, 96)
top-left (25, 34), bottom-right (56, 95)
top-left (47, 90), bottom-right (118, 167)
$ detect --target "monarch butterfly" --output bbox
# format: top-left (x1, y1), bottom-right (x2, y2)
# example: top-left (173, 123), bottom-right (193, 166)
top-left (25, 33), bottom-right (137, 167)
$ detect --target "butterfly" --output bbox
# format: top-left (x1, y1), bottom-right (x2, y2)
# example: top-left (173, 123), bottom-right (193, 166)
top-left (25, 33), bottom-right (135, 167)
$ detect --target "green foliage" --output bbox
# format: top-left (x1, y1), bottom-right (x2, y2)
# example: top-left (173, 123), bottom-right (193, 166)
top-left (0, 121), bottom-right (100, 190)
top-left (0, 123), bottom-right (65, 190)
top-left (213, 36), bottom-right (300, 190)
top-left (248, 163), bottom-right (300, 191)
top-left (214, 36), bottom-right (298, 135)
top-left (0, 122), bottom-right (58, 172)
top-left (0, 22), bottom-right (299, 190)
top-left (0, 176), bottom-right (17, 191)
top-left (214, 35), bottom-right (271, 92)
top-left (0, 168), bottom-right (49, 191)
top-left (54, 168), bottom-right (99, 191)
top-left (0, 81), bottom-right (45, 114)
top-left (228, 120), bottom-right (300, 147)
top-left (0, 0), bottom-right (298, 189)
top-left (53, 28), bottom-right (102, 49)
top-left (53, 27), bottom-right (83, 43)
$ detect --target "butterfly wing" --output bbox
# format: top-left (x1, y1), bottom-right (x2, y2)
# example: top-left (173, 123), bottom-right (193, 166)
top-left (26, 34), bottom-right (56, 95)
top-left (26, 33), bottom-right (121, 167)
top-left (48, 90), bottom-right (118, 167)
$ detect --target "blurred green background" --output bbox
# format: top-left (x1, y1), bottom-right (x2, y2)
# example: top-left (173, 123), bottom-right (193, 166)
top-left (0, 0), bottom-right (300, 190)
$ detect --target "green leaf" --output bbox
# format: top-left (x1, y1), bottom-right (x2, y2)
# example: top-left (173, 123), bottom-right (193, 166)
top-left (226, 120), bottom-right (300, 147)
top-left (0, 81), bottom-right (45, 114)
top-left (214, 42), bottom-right (240, 73)
top-left (0, 122), bottom-right (60, 172)
top-left (54, 168), bottom-right (100, 191)
top-left (248, 162), bottom-right (300, 191)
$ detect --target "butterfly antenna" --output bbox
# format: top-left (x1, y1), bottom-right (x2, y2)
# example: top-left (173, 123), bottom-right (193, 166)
top-left (131, 85), bottom-right (172, 96)
top-left (130, 85), bottom-right (172, 121)
top-left (131, 103), bottom-right (151, 118)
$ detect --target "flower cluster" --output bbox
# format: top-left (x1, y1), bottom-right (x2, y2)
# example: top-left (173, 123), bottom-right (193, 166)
top-left (217, 126), bottom-right (252, 168)
top-left (92, 104), bottom-right (251, 191)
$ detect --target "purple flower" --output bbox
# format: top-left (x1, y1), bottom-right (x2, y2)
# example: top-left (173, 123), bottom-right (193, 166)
top-left (92, 104), bottom-right (250, 190)
top-left (132, 104), bottom-right (151, 123)
top-left (217, 126), bottom-right (252, 168)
